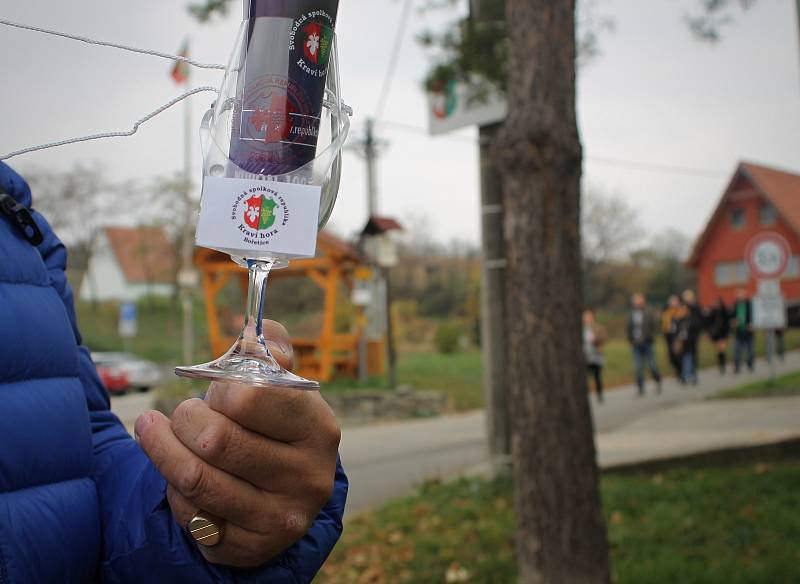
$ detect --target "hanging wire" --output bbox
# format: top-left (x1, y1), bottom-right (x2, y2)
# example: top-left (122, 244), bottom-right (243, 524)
top-left (0, 18), bottom-right (226, 70)
top-left (0, 86), bottom-right (219, 160)
top-left (374, 0), bottom-right (414, 123)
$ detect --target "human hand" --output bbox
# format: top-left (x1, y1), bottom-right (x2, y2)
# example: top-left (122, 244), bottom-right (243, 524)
top-left (135, 320), bottom-right (341, 568)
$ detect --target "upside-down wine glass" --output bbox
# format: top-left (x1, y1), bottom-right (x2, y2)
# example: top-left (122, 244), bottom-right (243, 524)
top-left (175, 0), bottom-right (351, 390)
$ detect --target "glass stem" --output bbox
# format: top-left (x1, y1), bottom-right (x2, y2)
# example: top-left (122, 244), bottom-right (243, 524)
top-left (243, 259), bottom-right (273, 343)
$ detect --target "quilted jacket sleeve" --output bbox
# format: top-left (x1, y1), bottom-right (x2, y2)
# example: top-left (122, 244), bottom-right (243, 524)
top-left (0, 161), bottom-right (347, 583)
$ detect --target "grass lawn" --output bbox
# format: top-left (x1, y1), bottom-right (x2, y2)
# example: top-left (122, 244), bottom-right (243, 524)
top-left (716, 370), bottom-right (800, 400)
top-left (319, 460), bottom-right (800, 584)
top-left (377, 329), bottom-right (800, 412)
top-left (76, 299), bottom-right (212, 364)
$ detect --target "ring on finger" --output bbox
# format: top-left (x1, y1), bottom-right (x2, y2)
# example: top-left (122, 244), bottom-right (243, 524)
top-left (187, 512), bottom-right (223, 547)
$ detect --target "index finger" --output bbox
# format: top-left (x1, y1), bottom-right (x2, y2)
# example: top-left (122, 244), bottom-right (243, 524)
top-left (206, 382), bottom-right (336, 446)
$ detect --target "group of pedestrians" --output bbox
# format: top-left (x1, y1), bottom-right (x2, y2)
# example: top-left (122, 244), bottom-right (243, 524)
top-left (583, 288), bottom-right (781, 403)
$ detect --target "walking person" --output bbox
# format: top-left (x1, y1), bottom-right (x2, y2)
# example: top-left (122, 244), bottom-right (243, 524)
top-left (583, 309), bottom-right (607, 403)
top-left (675, 298), bottom-right (702, 385)
top-left (732, 288), bottom-right (755, 373)
top-left (681, 290), bottom-right (704, 383)
top-left (661, 295), bottom-right (683, 379)
top-left (707, 297), bottom-right (731, 374)
top-left (627, 293), bottom-right (662, 396)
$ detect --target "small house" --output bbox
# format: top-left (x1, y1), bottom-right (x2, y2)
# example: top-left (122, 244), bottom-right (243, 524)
top-left (687, 161), bottom-right (800, 309)
top-left (79, 227), bottom-right (177, 302)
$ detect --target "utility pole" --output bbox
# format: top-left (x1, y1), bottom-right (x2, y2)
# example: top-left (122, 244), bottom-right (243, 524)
top-left (352, 119), bottom-right (397, 387)
top-left (473, 4), bottom-right (510, 473)
top-left (180, 39), bottom-right (195, 366)
top-left (364, 118), bottom-right (379, 217)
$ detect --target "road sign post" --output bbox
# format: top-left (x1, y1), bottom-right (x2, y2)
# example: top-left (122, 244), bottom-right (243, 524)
top-left (747, 233), bottom-right (791, 383)
top-left (119, 302), bottom-right (138, 353)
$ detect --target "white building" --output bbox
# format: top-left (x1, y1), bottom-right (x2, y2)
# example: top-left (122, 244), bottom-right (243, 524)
top-left (79, 227), bottom-right (177, 302)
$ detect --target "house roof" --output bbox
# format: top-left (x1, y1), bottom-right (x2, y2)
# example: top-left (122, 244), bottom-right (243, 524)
top-left (361, 215), bottom-right (403, 236)
top-left (104, 226), bottom-right (177, 284)
top-left (193, 229), bottom-right (361, 267)
top-left (317, 230), bottom-right (361, 260)
top-left (687, 162), bottom-right (800, 267)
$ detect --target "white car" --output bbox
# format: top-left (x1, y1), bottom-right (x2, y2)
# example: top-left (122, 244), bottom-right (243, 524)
top-left (91, 352), bottom-right (163, 393)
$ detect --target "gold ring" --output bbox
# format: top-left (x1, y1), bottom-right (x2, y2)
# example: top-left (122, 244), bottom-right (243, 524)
top-left (188, 513), bottom-right (222, 547)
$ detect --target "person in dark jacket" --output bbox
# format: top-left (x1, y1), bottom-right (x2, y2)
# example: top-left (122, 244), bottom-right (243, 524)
top-left (676, 297), bottom-right (703, 385)
top-left (679, 289), bottom-right (704, 385)
top-left (707, 297), bottom-right (731, 374)
top-left (732, 288), bottom-right (755, 373)
top-left (0, 161), bottom-right (346, 583)
top-left (661, 295), bottom-right (683, 379)
top-left (627, 293), bottom-right (662, 396)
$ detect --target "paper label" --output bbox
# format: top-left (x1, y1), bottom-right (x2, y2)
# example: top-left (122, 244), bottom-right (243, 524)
top-left (196, 177), bottom-right (321, 258)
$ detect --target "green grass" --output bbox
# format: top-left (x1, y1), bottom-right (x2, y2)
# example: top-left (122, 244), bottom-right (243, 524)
top-left (76, 298), bottom-right (212, 364)
top-left (319, 460), bottom-right (800, 584)
top-left (716, 370), bottom-right (800, 400)
top-left (74, 299), bottom-right (800, 412)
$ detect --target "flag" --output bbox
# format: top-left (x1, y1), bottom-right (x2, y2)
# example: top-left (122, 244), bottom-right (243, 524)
top-left (171, 39), bottom-right (190, 85)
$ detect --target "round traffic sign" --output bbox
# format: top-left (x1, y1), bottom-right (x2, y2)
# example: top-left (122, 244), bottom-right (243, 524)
top-left (745, 232), bottom-right (791, 279)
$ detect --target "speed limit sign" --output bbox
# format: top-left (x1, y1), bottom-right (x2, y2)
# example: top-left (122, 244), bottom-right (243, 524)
top-left (745, 232), bottom-right (791, 279)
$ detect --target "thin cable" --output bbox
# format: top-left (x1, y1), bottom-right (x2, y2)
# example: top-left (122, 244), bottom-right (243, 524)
top-left (378, 119), bottom-right (728, 178)
top-left (1, 86), bottom-right (219, 160)
top-left (586, 156), bottom-right (726, 178)
top-left (0, 18), bottom-right (226, 70)
top-left (374, 0), bottom-right (414, 122)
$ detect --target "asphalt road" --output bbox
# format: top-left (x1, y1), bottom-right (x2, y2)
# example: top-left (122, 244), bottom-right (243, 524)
top-left (109, 351), bottom-right (800, 514)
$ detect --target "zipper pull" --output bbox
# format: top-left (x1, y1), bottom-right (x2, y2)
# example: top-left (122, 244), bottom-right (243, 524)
top-left (0, 191), bottom-right (44, 246)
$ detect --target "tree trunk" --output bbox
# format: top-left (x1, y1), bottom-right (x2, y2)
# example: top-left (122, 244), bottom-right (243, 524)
top-left (495, 1), bottom-right (611, 582)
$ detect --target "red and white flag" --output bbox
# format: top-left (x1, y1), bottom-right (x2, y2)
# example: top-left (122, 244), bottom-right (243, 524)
top-left (171, 39), bottom-right (190, 84)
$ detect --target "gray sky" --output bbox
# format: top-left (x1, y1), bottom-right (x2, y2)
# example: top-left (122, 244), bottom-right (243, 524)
top-left (1, 0), bottom-right (799, 247)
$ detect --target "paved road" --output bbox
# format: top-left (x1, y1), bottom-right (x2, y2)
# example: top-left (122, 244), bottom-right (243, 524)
top-left (110, 391), bottom-right (155, 434)
top-left (340, 351), bottom-right (800, 513)
top-left (110, 353), bottom-right (800, 514)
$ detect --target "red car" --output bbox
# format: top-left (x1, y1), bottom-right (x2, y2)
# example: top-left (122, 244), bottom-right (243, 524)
top-left (96, 365), bottom-right (130, 395)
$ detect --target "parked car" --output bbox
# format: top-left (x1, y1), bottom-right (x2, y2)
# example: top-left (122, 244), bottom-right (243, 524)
top-left (96, 365), bottom-right (130, 395)
top-left (91, 352), bottom-right (163, 393)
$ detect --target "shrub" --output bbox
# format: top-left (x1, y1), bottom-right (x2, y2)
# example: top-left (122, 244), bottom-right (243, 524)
top-left (435, 322), bottom-right (461, 355)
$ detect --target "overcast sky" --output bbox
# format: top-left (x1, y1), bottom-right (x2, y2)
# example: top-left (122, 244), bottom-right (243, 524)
top-left (1, 0), bottom-right (799, 247)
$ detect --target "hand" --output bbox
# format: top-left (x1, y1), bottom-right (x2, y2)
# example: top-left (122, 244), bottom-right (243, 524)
top-left (135, 320), bottom-right (341, 568)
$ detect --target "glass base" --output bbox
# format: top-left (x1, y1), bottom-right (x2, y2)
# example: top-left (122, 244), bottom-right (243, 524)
top-left (175, 335), bottom-right (320, 391)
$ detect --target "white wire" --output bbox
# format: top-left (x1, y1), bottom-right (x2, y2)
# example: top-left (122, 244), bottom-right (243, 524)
top-left (0, 18), bottom-right (226, 70)
top-left (0, 86), bottom-right (219, 160)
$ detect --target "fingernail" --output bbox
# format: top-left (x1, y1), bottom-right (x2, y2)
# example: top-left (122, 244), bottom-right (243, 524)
top-left (134, 412), bottom-right (153, 442)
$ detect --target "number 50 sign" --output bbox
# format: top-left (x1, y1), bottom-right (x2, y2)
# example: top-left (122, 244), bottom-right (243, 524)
top-left (745, 232), bottom-right (791, 280)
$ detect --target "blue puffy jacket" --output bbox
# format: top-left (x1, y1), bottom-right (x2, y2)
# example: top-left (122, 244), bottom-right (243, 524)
top-left (0, 161), bottom-right (347, 583)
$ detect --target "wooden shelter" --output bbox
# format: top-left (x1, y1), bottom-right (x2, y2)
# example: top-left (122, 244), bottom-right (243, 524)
top-left (195, 231), bottom-right (383, 382)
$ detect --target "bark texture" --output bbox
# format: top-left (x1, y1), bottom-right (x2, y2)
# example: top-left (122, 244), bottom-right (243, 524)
top-left (495, 1), bottom-right (611, 582)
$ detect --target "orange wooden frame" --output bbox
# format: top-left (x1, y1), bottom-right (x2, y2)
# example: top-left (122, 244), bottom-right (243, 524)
top-left (194, 233), bottom-right (379, 382)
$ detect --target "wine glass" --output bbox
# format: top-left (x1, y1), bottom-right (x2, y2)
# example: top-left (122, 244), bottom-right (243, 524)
top-left (175, 13), bottom-right (351, 391)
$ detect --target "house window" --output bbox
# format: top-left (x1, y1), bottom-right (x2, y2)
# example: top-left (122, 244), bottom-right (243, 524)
top-left (714, 260), bottom-right (749, 287)
top-left (759, 203), bottom-right (777, 225)
top-left (730, 208), bottom-right (746, 229)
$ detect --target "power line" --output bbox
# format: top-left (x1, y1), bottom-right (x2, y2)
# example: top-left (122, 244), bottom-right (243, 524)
top-left (0, 18), bottom-right (226, 70)
top-left (377, 119), bottom-right (728, 179)
top-left (374, 0), bottom-right (414, 123)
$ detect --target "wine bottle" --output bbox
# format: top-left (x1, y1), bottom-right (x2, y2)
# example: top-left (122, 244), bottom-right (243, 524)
top-left (230, 0), bottom-right (341, 177)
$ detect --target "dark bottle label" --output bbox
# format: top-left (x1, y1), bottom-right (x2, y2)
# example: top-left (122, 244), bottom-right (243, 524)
top-left (229, 0), bottom-right (340, 177)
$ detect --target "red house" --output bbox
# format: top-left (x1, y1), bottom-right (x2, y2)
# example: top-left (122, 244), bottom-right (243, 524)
top-left (687, 161), bottom-right (800, 310)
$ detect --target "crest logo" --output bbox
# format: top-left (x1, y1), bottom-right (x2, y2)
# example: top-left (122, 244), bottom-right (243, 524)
top-left (302, 22), bottom-right (333, 66)
top-left (244, 194), bottom-right (279, 231)
top-left (232, 187), bottom-right (291, 247)
top-left (290, 11), bottom-right (334, 78)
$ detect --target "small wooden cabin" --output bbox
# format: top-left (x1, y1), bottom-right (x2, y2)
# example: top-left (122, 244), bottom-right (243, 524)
top-left (195, 231), bottom-right (384, 382)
